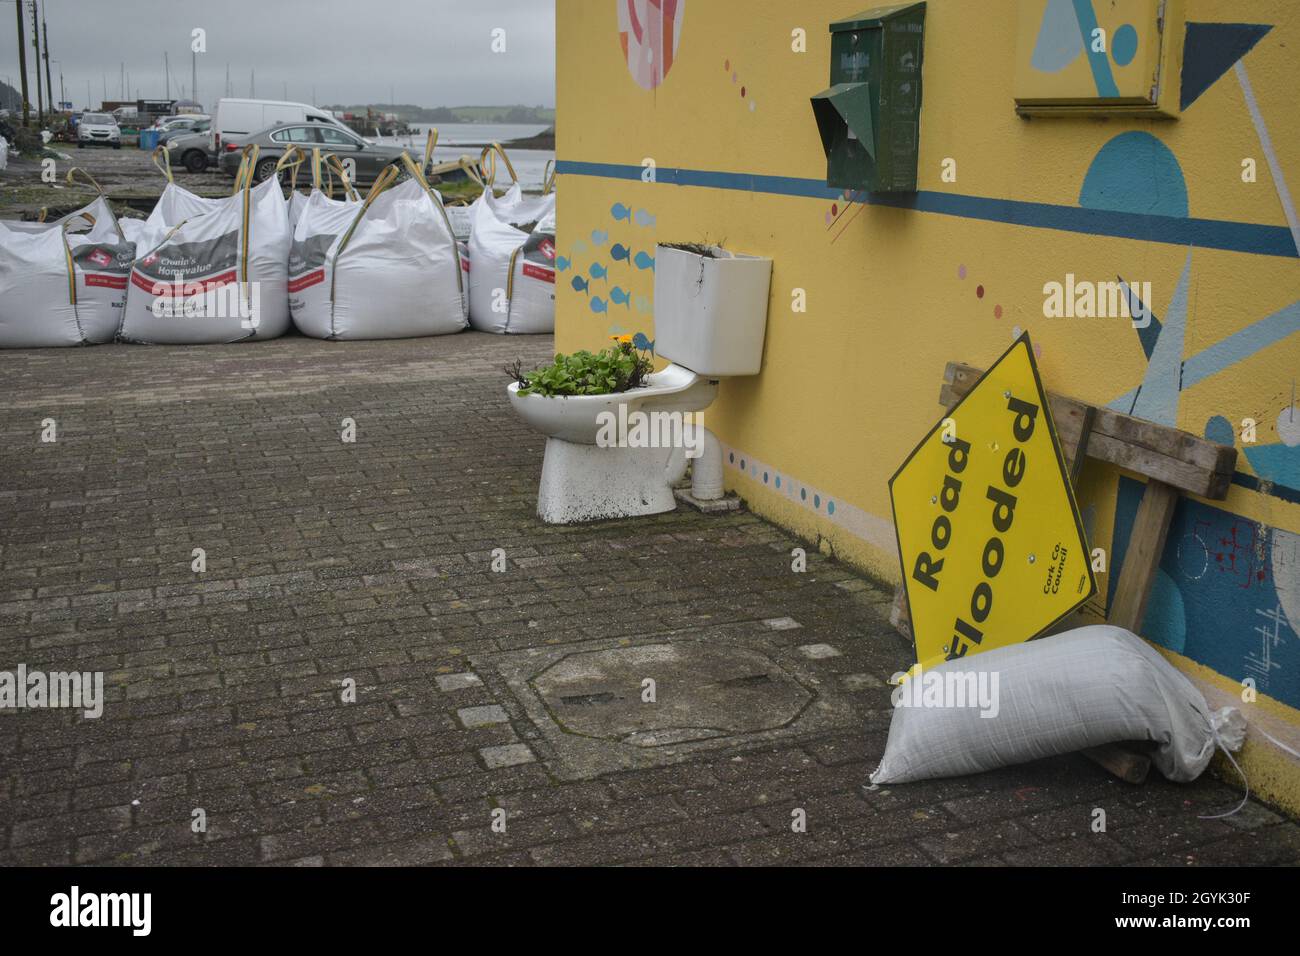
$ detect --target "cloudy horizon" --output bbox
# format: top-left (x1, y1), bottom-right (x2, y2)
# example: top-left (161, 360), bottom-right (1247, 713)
top-left (0, 0), bottom-right (555, 111)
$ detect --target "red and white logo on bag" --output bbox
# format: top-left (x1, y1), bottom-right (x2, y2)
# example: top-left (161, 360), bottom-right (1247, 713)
top-left (538, 238), bottom-right (556, 260)
top-left (87, 249), bottom-right (113, 267)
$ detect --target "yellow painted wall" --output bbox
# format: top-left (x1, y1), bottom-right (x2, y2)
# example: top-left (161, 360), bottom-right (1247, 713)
top-left (555, 0), bottom-right (1300, 811)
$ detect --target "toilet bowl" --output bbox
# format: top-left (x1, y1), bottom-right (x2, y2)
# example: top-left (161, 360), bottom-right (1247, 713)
top-left (509, 244), bottom-right (772, 524)
top-left (508, 364), bottom-right (719, 524)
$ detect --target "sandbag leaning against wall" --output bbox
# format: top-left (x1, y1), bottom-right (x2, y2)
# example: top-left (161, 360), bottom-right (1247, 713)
top-left (0, 171), bottom-right (135, 348)
top-left (289, 154), bottom-right (467, 340)
top-left (119, 146), bottom-right (293, 344)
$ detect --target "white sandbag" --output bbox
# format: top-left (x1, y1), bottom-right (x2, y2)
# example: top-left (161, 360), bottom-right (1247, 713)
top-left (870, 625), bottom-right (1235, 785)
top-left (120, 171), bottom-right (291, 344)
top-left (467, 189), bottom-right (557, 333)
top-left (0, 196), bottom-right (134, 348)
top-left (289, 161), bottom-right (466, 340)
top-left (0, 136), bottom-right (8, 171)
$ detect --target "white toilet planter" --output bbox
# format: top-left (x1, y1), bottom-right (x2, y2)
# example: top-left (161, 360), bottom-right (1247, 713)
top-left (508, 243), bottom-right (772, 524)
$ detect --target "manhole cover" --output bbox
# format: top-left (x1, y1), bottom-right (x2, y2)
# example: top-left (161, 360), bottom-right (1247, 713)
top-left (483, 636), bottom-right (859, 780)
top-left (533, 643), bottom-right (811, 746)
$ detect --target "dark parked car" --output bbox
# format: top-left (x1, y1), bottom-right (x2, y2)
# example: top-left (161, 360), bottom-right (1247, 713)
top-left (218, 122), bottom-right (430, 186)
top-left (164, 128), bottom-right (218, 173)
top-left (158, 117), bottom-right (210, 147)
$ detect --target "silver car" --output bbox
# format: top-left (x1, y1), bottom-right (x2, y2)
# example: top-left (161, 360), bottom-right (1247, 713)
top-left (77, 112), bottom-right (121, 149)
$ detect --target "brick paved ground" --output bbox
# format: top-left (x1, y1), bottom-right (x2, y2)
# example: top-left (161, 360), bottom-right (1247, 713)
top-left (1, 332), bottom-right (1296, 866)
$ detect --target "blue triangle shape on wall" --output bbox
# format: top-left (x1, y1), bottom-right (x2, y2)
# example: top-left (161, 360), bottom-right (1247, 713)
top-left (1181, 22), bottom-right (1273, 110)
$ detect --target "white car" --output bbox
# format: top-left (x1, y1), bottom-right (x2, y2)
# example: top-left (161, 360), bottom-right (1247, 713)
top-left (212, 98), bottom-right (343, 155)
top-left (78, 113), bottom-right (121, 149)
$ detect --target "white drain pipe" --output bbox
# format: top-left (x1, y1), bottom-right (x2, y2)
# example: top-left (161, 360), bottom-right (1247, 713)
top-left (689, 424), bottom-right (724, 501)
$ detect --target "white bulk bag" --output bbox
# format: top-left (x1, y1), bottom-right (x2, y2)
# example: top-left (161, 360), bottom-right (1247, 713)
top-left (289, 158), bottom-right (467, 340)
top-left (0, 193), bottom-right (134, 348)
top-left (286, 148), bottom-right (346, 236)
top-left (870, 625), bottom-right (1240, 785)
top-left (119, 148), bottom-right (291, 344)
top-left (467, 189), bottom-right (557, 334)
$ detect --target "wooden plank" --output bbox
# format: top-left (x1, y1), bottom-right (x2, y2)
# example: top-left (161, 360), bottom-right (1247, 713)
top-left (1108, 480), bottom-right (1181, 632)
top-left (1086, 432), bottom-right (1232, 499)
top-left (939, 383), bottom-right (1094, 478)
top-left (889, 587), bottom-right (912, 642)
top-left (1083, 743), bottom-right (1152, 784)
top-left (943, 362), bottom-right (1237, 499)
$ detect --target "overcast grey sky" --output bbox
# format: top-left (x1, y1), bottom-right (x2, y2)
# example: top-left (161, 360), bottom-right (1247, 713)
top-left (0, 0), bottom-right (554, 110)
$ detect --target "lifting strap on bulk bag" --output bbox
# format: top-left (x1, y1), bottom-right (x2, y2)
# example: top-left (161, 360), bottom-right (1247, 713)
top-left (65, 167), bottom-right (106, 195)
top-left (459, 156), bottom-right (486, 189)
top-left (325, 154), bottom-right (361, 202)
top-left (232, 145), bottom-right (261, 311)
top-left (327, 162), bottom-right (402, 319)
top-left (151, 145), bottom-right (174, 184)
top-left (479, 142), bottom-right (518, 188)
top-left (399, 151), bottom-right (465, 294)
top-left (542, 159), bottom-right (556, 196)
top-left (280, 145), bottom-right (307, 193)
top-left (423, 128), bottom-right (439, 169)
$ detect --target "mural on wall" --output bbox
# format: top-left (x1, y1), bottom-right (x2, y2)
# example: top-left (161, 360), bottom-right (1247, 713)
top-left (1109, 476), bottom-right (1300, 710)
top-left (617, 0), bottom-right (686, 90)
top-left (722, 57), bottom-right (758, 112)
top-left (559, 201), bottom-right (658, 344)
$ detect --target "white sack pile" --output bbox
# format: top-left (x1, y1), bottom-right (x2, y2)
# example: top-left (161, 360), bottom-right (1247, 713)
top-left (467, 188), bottom-right (557, 334)
top-left (871, 625), bottom-right (1246, 785)
top-left (118, 147), bottom-right (292, 344)
top-left (289, 156), bottom-right (467, 340)
top-left (0, 189), bottom-right (134, 348)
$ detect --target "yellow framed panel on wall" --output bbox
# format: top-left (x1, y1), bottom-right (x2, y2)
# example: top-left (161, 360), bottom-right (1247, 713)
top-left (1014, 0), bottom-right (1184, 116)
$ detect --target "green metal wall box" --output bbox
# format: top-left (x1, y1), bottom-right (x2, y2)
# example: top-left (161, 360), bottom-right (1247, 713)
top-left (811, 2), bottom-right (926, 193)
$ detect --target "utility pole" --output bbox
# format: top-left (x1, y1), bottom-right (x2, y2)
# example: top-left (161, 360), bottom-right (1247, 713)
top-left (191, 50), bottom-right (197, 106)
top-left (41, 2), bottom-right (53, 112)
top-left (30, 1), bottom-right (44, 125)
top-left (225, 62), bottom-right (230, 98)
top-left (164, 51), bottom-right (170, 99)
top-left (15, 0), bottom-right (31, 125)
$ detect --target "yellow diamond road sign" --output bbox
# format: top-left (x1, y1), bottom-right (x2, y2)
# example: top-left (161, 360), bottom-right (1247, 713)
top-left (889, 334), bottom-right (1096, 669)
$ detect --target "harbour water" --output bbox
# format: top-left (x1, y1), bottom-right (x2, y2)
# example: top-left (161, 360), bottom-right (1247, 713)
top-left (368, 123), bottom-right (553, 191)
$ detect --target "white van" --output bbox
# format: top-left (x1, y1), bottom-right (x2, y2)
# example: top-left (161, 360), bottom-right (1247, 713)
top-left (212, 98), bottom-right (343, 153)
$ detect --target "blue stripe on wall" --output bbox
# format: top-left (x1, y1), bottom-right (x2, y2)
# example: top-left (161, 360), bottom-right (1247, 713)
top-left (555, 160), bottom-right (1300, 259)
